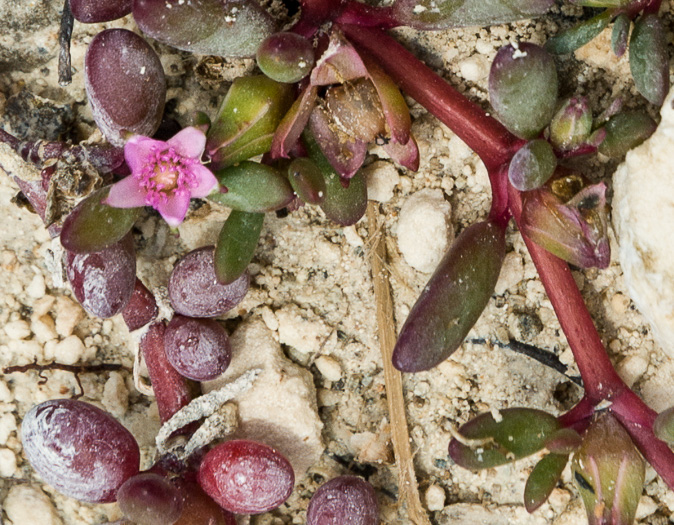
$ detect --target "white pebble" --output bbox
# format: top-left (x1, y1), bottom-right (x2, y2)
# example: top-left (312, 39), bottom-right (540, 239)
top-left (31, 315), bottom-right (58, 343)
top-left (458, 55), bottom-right (489, 82)
top-left (635, 495), bottom-right (658, 520)
top-left (54, 296), bottom-right (84, 337)
top-left (26, 273), bottom-right (46, 298)
top-left (364, 161), bottom-right (400, 202)
top-left (4, 320), bottom-right (31, 340)
top-left (0, 447), bottom-right (17, 477)
top-left (52, 335), bottom-right (85, 365)
top-left (396, 189), bottom-right (453, 273)
top-left (314, 355), bottom-right (342, 382)
top-left (102, 372), bottom-right (129, 417)
top-left (425, 484), bottom-right (446, 511)
top-left (0, 412), bottom-right (17, 445)
top-left (4, 485), bottom-right (63, 525)
top-left (0, 381), bottom-right (13, 402)
top-left (617, 354), bottom-right (649, 388)
top-left (276, 305), bottom-right (327, 354)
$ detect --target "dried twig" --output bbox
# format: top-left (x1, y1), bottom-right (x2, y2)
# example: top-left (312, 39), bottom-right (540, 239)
top-left (58, 0), bottom-right (74, 86)
top-left (366, 202), bottom-right (431, 525)
top-left (2, 361), bottom-right (128, 398)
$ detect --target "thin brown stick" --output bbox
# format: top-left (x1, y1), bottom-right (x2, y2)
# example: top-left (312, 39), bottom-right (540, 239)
top-left (367, 202), bottom-right (431, 525)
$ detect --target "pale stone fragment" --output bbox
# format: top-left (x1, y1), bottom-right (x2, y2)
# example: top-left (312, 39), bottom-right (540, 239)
top-left (102, 372), bottom-right (129, 417)
top-left (425, 484), bottom-right (446, 511)
top-left (275, 304), bottom-right (328, 354)
top-left (613, 86), bottom-right (674, 357)
top-left (0, 447), bottom-right (17, 477)
top-left (396, 188), bottom-right (453, 273)
top-left (4, 485), bottom-right (63, 525)
top-left (314, 355), bottom-right (342, 382)
top-left (32, 314), bottom-right (58, 343)
top-left (363, 160), bottom-right (399, 203)
top-left (203, 318), bottom-right (324, 477)
top-left (4, 319), bottom-right (31, 340)
top-left (54, 296), bottom-right (84, 337)
top-left (26, 272), bottom-right (46, 298)
top-left (51, 335), bottom-right (86, 365)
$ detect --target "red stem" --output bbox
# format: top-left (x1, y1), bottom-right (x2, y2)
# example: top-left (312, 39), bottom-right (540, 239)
top-left (343, 23), bottom-right (674, 488)
top-left (140, 322), bottom-right (195, 424)
top-left (338, 24), bottom-right (524, 172)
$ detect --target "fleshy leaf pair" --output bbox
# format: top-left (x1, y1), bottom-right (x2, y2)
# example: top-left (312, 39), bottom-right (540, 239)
top-left (547, 9), bottom-right (668, 106)
top-left (271, 28), bottom-right (418, 181)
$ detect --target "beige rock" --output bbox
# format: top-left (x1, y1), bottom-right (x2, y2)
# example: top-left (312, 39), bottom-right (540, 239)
top-left (314, 355), bottom-right (342, 382)
top-left (4, 485), bottom-right (63, 525)
top-left (4, 319), bottom-right (31, 340)
top-left (54, 296), bottom-right (84, 337)
top-left (425, 484), bottom-right (446, 511)
top-left (50, 335), bottom-right (85, 365)
top-left (363, 160), bottom-right (400, 202)
top-left (275, 304), bottom-right (328, 354)
top-left (0, 447), bottom-right (17, 477)
top-left (203, 318), bottom-right (323, 477)
top-left (102, 371), bottom-right (129, 417)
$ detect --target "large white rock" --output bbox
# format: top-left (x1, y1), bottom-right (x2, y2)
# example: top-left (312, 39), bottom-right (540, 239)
top-left (203, 318), bottom-right (324, 477)
top-left (613, 87), bottom-right (674, 357)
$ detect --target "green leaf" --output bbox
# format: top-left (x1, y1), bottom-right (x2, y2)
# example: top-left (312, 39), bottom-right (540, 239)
top-left (545, 10), bottom-right (611, 55)
top-left (214, 211), bottom-right (264, 284)
top-left (489, 43), bottom-right (558, 139)
top-left (287, 157), bottom-right (326, 205)
top-left (210, 161), bottom-right (294, 212)
top-left (549, 97), bottom-right (593, 151)
top-left (304, 131), bottom-right (367, 226)
top-left (448, 408), bottom-right (561, 470)
top-left (524, 454), bottom-right (568, 513)
top-left (60, 186), bottom-right (141, 254)
top-left (611, 14), bottom-right (630, 58)
top-left (207, 76), bottom-right (294, 169)
top-left (629, 14), bottom-right (669, 105)
top-left (597, 111), bottom-right (656, 158)
top-left (392, 220), bottom-right (505, 372)
top-left (508, 139), bottom-right (557, 191)
top-left (653, 406), bottom-right (674, 444)
top-left (544, 427), bottom-right (582, 454)
top-left (391, 0), bottom-right (554, 31)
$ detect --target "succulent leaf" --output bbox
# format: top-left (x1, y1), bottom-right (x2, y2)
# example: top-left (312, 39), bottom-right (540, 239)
top-left (207, 76), bottom-right (294, 169)
top-left (545, 10), bottom-right (611, 55)
top-left (304, 131), bottom-right (367, 226)
top-left (489, 43), bottom-right (558, 139)
top-left (61, 186), bottom-right (141, 254)
top-left (210, 162), bottom-right (294, 212)
top-left (391, 0), bottom-right (554, 31)
top-left (287, 157), bottom-right (327, 205)
top-left (310, 30), bottom-right (368, 86)
top-left (256, 33), bottom-right (315, 84)
top-left (214, 211), bottom-right (264, 285)
top-left (392, 220), bottom-right (505, 372)
top-left (448, 408), bottom-right (561, 470)
top-left (133, 0), bottom-right (275, 58)
top-left (629, 14), bottom-right (669, 106)
top-left (544, 427), bottom-right (582, 454)
top-left (597, 111), bottom-right (656, 158)
top-left (271, 86), bottom-right (318, 160)
top-left (612, 14), bottom-right (630, 58)
top-left (571, 413), bottom-right (645, 525)
top-left (653, 406), bottom-right (674, 444)
top-left (85, 29), bottom-right (165, 146)
top-left (524, 453), bottom-right (568, 513)
top-left (508, 139), bottom-right (557, 191)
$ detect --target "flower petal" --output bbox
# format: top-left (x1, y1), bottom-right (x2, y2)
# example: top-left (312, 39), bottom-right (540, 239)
top-left (157, 190), bottom-right (191, 227)
top-left (124, 135), bottom-right (166, 174)
top-left (189, 164), bottom-right (219, 198)
top-left (167, 126), bottom-right (207, 159)
top-left (104, 176), bottom-right (149, 208)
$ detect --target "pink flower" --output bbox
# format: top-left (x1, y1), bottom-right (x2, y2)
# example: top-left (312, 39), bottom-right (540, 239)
top-left (105, 127), bottom-right (218, 227)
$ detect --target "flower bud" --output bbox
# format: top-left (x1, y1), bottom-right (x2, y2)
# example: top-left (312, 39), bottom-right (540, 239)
top-left (571, 413), bottom-right (645, 525)
top-left (549, 97), bottom-right (592, 151)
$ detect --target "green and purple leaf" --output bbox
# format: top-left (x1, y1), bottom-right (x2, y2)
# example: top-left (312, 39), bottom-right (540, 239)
top-left (612, 14), bottom-right (630, 58)
top-left (287, 157), bottom-right (326, 205)
top-left (597, 111), bottom-right (656, 158)
top-left (392, 220), bottom-right (505, 372)
top-left (549, 97), bottom-right (593, 152)
top-left (214, 211), bottom-right (264, 285)
top-left (449, 408), bottom-right (561, 470)
top-left (629, 14), bottom-right (669, 106)
top-left (545, 10), bottom-right (611, 55)
top-left (61, 186), bottom-right (142, 254)
top-left (653, 406), bottom-right (674, 444)
top-left (391, 0), bottom-right (554, 31)
top-left (207, 76), bottom-right (293, 169)
top-left (521, 181), bottom-right (610, 269)
top-left (210, 162), bottom-right (294, 213)
top-left (489, 43), bottom-right (558, 139)
top-left (271, 86), bottom-right (318, 160)
top-left (304, 131), bottom-right (367, 226)
top-left (524, 453), bottom-right (568, 513)
top-left (133, 0), bottom-right (275, 58)
top-left (508, 139), bottom-right (557, 191)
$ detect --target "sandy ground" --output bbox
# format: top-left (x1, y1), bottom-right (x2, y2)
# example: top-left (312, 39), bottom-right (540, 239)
top-left (2, 1), bottom-right (674, 524)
